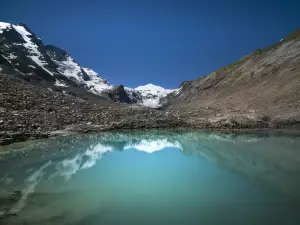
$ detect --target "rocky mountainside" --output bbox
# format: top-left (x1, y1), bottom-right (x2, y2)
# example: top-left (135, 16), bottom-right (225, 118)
top-left (0, 73), bottom-right (190, 144)
top-left (0, 22), bottom-right (176, 108)
top-left (166, 29), bottom-right (300, 122)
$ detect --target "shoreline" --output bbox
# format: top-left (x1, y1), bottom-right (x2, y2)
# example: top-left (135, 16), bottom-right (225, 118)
top-left (1, 124), bottom-right (300, 146)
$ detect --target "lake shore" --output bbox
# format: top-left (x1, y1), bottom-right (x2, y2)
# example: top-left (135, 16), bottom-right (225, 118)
top-left (1, 74), bottom-right (299, 145)
top-left (1, 120), bottom-right (300, 146)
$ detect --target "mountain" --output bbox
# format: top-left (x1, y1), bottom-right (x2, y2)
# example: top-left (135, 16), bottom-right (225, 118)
top-left (0, 22), bottom-right (176, 108)
top-left (0, 22), bottom-right (60, 81)
top-left (126, 84), bottom-right (175, 108)
top-left (165, 29), bottom-right (300, 123)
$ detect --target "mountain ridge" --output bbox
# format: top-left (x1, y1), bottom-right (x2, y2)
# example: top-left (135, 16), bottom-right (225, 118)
top-left (0, 21), bottom-right (176, 108)
top-left (164, 28), bottom-right (300, 118)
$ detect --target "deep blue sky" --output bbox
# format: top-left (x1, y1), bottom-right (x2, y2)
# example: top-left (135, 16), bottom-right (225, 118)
top-left (1, 0), bottom-right (300, 88)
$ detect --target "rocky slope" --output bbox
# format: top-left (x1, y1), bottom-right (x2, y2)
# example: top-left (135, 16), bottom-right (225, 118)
top-left (166, 29), bottom-right (300, 122)
top-left (0, 22), bottom-right (176, 107)
top-left (2, 71), bottom-right (299, 145)
top-left (0, 73), bottom-right (188, 144)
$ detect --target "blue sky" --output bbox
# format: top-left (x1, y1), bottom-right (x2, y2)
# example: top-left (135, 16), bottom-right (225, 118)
top-left (1, 0), bottom-right (300, 88)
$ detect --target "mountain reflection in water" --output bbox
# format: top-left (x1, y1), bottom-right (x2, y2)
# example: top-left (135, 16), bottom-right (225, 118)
top-left (0, 131), bottom-right (300, 225)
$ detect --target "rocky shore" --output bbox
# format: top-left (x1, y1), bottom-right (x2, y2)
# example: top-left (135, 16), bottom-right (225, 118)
top-left (1, 73), bottom-right (299, 145)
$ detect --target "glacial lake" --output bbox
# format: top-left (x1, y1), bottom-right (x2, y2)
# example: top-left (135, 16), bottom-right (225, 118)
top-left (0, 131), bottom-right (300, 225)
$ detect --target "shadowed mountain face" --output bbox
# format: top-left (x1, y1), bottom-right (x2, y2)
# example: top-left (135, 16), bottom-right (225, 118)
top-left (1, 131), bottom-right (300, 225)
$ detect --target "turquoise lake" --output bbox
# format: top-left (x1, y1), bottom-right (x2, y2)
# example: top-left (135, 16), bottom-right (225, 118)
top-left (0, 131), bottom-right (300, 225)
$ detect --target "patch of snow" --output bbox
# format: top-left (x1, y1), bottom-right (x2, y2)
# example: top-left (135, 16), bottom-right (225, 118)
top-left (12, 24), bottom-right (53, 76)
top-left (130, 83), bottom-right (176, 108)
top-left (0, 22), bottom-right (11, 33)
top-left (50, 59), bottom-right (113, 94)
top-left (52, 56), bottom-right (83, 82)
top-left (28, 65), bottom-right (36, 69)
top-left (86, 80), bottom-right (113, 95)
top-left (135, 83), bottom-right (173, 93)
top-left (138, 98), bottom-right (161, 108)
top-left (82, 67), bottom-right (113, 94)
top-left (55, 80), bottom-right (68, 87)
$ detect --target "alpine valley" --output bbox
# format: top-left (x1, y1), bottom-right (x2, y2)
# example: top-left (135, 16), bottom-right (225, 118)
top-left (1, 22), bottom-right (300, 144)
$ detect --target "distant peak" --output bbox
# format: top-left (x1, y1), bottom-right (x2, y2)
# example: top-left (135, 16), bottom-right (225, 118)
top-left (136, 83), bottom-right (162, 89)
top-left (135, 83), bottom-right (173, 93)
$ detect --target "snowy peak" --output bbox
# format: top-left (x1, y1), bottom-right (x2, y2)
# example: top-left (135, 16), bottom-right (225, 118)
top-left (135, 83), bottom-right (173, 93)
top-left (131, 83), bottom-right (176, 108)
top-left (0, 22), bottom-right (58, 79)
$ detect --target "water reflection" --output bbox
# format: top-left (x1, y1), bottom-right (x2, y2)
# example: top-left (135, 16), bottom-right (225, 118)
top-left (0, 131), bottom-right (300, 224)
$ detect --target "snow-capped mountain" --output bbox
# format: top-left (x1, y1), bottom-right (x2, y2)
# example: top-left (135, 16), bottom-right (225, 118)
top-left (126, 84), bottom-right (175, 108)
top-left (0, 22), bottom-right (177, 108)
top-left (45, 45), bottom-right (114, 95)
top-left (0, 22), bottom-right (60, 81)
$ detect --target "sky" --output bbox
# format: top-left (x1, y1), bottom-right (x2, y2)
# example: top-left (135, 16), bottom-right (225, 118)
top-left (1, 0), bottom-right (300, 88)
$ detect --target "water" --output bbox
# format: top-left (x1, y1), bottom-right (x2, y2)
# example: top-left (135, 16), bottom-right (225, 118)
top-left (0, 131), bottom-right (300, 225)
